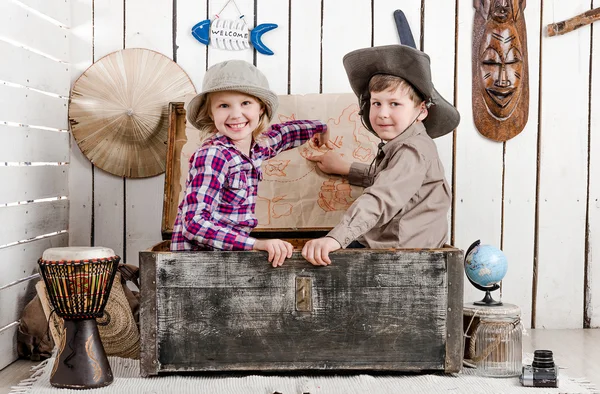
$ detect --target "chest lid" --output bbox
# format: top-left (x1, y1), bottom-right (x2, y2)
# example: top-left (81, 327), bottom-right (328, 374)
top-left (161, 94), bottom-right (379, 240)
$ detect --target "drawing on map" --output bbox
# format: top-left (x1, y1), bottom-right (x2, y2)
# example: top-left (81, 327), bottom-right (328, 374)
top-left (178, 93), bottom-right (380, 229)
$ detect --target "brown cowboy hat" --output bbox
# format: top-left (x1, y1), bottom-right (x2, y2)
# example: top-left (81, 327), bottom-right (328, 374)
top-left (343, 44), bottom-right (460, 139)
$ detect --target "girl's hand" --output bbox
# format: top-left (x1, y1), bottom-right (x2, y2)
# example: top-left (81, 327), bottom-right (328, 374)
top-left (301, 237), bottom-right (341, 266)
top-left (306, 149), bottom-right (351, 175)
top-left (253, 239), bottom-right (294, 267)
top-left (313, 129), bottom-right (330, 148)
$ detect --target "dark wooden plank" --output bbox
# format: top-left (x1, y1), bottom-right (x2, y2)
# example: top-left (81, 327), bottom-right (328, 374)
top-left (161, 102), bottom-right (186, 239)
top-left (444, 249), bottom-right (464, 373)
top-left (150, 249), bottom-right (455, 372)
top-left (157, 250), bottom-right (450, 288)
top-left (139, 250), bottom-right (158, 377)
top-left (140, 246), bottom-right (464, 374)
top-left (157, 286), bottom-right (447, 370)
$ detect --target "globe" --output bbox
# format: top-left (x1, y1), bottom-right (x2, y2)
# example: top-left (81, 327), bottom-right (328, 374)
top-left (464, 240), bottom-right (508, 305)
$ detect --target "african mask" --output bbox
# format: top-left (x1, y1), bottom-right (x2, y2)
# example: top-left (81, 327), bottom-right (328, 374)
top-left (472, 0), bottom-right (529, 141)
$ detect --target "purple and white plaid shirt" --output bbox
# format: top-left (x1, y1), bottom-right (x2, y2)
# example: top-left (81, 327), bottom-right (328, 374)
top-left (170, 120), bottom-right (327, 251)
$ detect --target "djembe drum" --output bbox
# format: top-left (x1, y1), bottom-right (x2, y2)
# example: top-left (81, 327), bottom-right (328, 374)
top-left (38, 247), bottom-right (120, 389)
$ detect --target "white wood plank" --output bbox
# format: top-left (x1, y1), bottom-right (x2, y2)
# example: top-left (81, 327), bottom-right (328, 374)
top-left (207, 0), bottom-right (255, 66)
top-left (500, 0), bottom-right (542, 329)
top-left (455, 0), bottom-right (504, 305)
top-left (0, 40), bottom-right (70, 96)
top-left (424, 0), bottom-right (456, 245)
top-left (289, 0), bottom-right (320, 94)
top-left (536, 0), bottom-right (590, 329)
top-left (0, 233), bottom-right (68, 289)
top-left (255, 0), bottom-right (289, 95)
top-left (68, 135), bottom-right (92, 247)
top-left (125, 0), bottom-right (174, 265)
top-left (373, 0), bottom-right (417, 46)
top-left (92, 0), bottom-right (126, 258)
top-left (17, 0), bottom-right (71, 27)
top-left (0, 85), bottom-right (68, 130)
top-left (0, 279), bottom-right (37, 330)
top-left (0, 200), bottom-right (68, 247)
top-left (94, 169), bottom-right (124, 258)
top-left (69, 0), bottom-right (92, 85)
top-left (0, 1), bottom-right (69, 62)
top-left (126, 176), bottom-right (164, 266)
top-left (590, 0), bottom-right (600, 329)
top-left (322, 0), bottom-right (372, 94)
top-left (125, 0), bottom-right (172, 56)
top-left (175, 0), bottom-right (206, 89)
top-left (0, 166), bottom-right (67, 205)
top-left (421, 0), bottom-right (452, 241)
top-left (68, 0), bottom-right (93, 247)
top-left (0, 125), bottom-right (68, 163)
top-left (0, 323), bottom-right (19, 371)
top-left (94, 0), bottom-right (124, 60)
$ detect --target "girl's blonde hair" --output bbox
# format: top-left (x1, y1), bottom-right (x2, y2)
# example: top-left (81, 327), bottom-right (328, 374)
top-left (194, 91), bottom-right (270, 141)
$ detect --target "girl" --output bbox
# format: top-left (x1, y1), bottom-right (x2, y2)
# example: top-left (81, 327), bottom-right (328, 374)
top-left (171, 60), bottom-right (328, 267)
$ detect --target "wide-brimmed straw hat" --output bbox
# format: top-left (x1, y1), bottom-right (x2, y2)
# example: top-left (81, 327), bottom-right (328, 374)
top-left (69, 48), bottom-right (196, 178)
top-left (343, 44), bottom-right (460, 139)
top-left (187, 60), bottom-right (279, 130)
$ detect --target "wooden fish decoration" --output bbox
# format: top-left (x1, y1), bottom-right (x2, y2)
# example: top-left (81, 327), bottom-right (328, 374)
top-left (192, 19), bottom-right (278, 56)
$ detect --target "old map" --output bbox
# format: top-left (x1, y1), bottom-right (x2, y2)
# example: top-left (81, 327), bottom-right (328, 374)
top-left (179, 93), bottom-right (379, 229)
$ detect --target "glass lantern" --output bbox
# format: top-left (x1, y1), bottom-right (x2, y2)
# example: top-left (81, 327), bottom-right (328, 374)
top-left (474, 315), bottom-right (523, 377)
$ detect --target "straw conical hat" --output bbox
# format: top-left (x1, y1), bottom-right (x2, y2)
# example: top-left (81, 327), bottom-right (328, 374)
top-left (69, 48), bottom-right (196, 178)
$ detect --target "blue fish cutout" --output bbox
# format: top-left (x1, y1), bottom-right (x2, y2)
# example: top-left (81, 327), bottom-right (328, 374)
top-left (192, 19), bottom-right (278, 56)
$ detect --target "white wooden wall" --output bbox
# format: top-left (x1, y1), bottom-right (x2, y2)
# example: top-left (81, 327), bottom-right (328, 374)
top-left (0, 0), bottom-right (71, 370)
top-left (61, 0), bottom-right (598, 332)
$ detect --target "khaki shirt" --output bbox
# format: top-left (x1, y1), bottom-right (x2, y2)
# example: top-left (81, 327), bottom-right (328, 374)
top-left (327, 122), bottom-right (451, 249)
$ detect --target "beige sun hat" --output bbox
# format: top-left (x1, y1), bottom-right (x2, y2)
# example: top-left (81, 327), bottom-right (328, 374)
top-left (187, 60), bottom-right (279, 130)
top-left (343, 44), bottom-right (460, 139)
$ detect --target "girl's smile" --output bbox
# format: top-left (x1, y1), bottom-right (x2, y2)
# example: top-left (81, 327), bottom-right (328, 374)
top-left (226, 121), bottom-right (249, 130)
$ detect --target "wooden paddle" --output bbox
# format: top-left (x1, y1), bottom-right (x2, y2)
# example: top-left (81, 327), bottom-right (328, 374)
top-left (393, 10), bottom-right (417, 49)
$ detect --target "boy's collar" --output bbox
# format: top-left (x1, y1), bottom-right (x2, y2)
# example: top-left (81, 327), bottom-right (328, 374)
top-left (381, 122), bottom-right (426, 154)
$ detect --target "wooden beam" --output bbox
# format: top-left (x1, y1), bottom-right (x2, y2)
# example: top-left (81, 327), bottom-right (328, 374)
top-left (547, 7), bottom-right (600, 37)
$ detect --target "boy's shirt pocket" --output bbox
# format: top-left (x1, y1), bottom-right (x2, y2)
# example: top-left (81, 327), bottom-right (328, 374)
top-left (221, 171), bottom-right (248, 205)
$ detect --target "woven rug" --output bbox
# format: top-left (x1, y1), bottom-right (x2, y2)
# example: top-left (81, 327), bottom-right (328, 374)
top-left (11, 356), bottom-right (598, 394)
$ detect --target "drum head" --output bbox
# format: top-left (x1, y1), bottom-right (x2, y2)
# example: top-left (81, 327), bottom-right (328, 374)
top-left (41, 246), bottom-right (116, 261)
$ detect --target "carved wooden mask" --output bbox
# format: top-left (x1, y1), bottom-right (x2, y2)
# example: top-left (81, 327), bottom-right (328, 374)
top-left (472, 0), bottom-right (529, 141)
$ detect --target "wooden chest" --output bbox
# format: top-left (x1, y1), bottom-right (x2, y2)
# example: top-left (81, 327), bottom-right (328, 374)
top-left (139, 99), bottom-right (464, 376)
top-left (140, 242), bottom-right (463, 376)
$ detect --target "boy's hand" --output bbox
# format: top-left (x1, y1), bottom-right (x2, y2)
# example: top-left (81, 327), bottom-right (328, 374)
top-left (254, 239), bottom-right (293, 267)
top-left (301, 237), bottom-right (341, 266)
top-left (312, 128), bottom-right (330, 148)
top-left (306, 148), bottom-right (351, 175)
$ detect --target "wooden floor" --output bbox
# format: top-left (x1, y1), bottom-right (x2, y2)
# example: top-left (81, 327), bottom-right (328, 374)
top-left (1, 329), bottom-right (599, 393)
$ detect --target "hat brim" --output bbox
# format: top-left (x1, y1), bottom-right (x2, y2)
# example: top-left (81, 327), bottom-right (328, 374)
top-left (343, 45), bottom-right (460, 139)
top-left (187, 85), bottom-right (279, 131)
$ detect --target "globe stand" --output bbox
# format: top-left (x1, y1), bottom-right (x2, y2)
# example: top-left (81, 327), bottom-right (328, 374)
top-left (475, 290), bottom-right (502, 306)
top-left (468, 278), bottom-right (503, 306)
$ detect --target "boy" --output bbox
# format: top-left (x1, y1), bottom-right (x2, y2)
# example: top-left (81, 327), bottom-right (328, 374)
top-left (302, 44), bottom-right (460, 266)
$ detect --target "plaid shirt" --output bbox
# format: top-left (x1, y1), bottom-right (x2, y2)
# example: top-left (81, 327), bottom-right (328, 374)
top-left (171, 120), bottom-right (327, 251)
